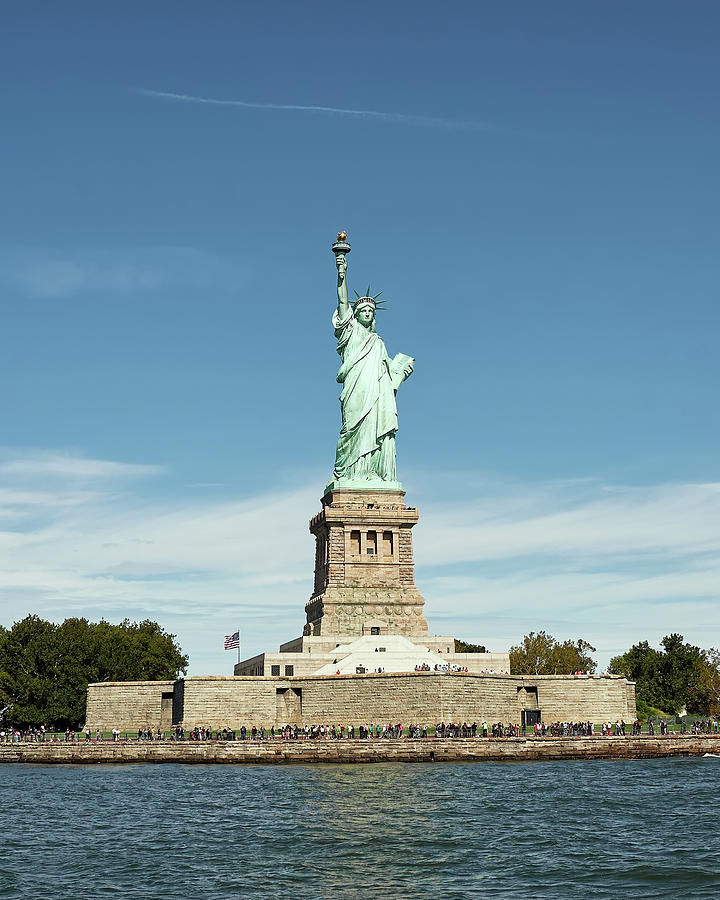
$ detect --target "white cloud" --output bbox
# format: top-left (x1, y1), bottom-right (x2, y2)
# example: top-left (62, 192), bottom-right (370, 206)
top-left (414, 480), bottom-right (720, 564)
top-left (0, 450), bottom-right (717, 674)
top-left (0, 452), bottom-right (162, 481)
top-left (413, 477), bottom-right (720, 668)
top-left (0, 246), bottom-right (245, 300)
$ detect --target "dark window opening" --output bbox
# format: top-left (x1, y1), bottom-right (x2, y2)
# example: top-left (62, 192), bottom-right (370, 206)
top-left (285, 665), bottom-right (294, 676)
top-left (350, 530), bottom-right (361, 555)
top-left (271, 665), bottom-right (280, 676)
top-left (370, 626), bottom-right (380, 636)
top-left (382, 531), bottom-right (394, 556)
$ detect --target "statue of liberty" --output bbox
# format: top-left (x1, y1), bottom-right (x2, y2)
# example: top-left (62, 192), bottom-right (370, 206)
top-left (329, 233), bottom-right (414, 488)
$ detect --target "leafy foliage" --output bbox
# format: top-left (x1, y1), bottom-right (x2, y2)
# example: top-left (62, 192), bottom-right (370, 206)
top-left (509, 631), bottom-right (597, 675)
top-left (635, 699), bottom-right (671, 723)
top-left (454, 639), bottom-right (487, 653)
top-left (0, 616), bottom-right (188, 729)
top-left (609, 634), bottom-right (720, 716)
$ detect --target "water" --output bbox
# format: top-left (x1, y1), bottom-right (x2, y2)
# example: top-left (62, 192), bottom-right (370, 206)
top-left (2, 758), bottom-right (719, 898)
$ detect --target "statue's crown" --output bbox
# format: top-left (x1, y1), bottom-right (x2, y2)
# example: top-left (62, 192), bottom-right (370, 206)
top-left (352, 286), bottom-right (386, 311)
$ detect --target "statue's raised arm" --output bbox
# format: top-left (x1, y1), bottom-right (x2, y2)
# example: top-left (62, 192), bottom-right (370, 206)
top-left (336, 254), bottom-right (349, 317)
top-left (333, 231), bottom-right (350, 319)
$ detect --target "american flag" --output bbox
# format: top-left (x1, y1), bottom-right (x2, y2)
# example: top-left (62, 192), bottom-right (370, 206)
top-left (224, 631), bottom-right (240, 650)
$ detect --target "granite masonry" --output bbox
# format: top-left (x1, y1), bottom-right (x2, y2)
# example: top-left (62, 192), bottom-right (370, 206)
top-left (87, 490), bottom-right (637, 732)
top-left (86, 671), bottom-right (636, 732)
top-left (3, 735), bottom-right (716, 766)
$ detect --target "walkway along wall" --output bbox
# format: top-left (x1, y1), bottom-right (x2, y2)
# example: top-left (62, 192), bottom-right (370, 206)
top-left (86, 672), bottom-right (636, 731)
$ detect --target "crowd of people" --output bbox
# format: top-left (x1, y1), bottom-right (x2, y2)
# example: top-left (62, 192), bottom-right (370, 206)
top-left (2, 718), bottom-right (719, 743)
top-left (533, 722), bottom-right (594, 736)
top-left (413, 663), bottom-right (471, 673)
top-left (601, 720), bottom-right (628, 735)
top-left (688, 719), bottom-right (719, 734)
top-left (0, 726), bottom-right (52, 743)
top-left (0, 726), bottom-right (92, 743)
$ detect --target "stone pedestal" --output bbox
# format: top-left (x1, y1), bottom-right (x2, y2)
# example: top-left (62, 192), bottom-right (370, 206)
top-left (304, 488), bottom-right (429, 637)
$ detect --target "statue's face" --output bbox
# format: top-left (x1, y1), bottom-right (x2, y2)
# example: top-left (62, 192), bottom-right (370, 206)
top-left (356, 305), bottom-right (375, 327)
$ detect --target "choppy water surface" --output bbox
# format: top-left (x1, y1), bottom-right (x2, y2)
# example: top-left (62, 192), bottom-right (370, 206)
top-left (2, 758), bottom-right (719, 898)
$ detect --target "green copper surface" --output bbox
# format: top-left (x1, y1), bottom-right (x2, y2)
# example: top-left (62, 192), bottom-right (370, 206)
top-left (324, 478), bottom-right (404, 493)
top-left (327, 237), bottom-right (414, 493)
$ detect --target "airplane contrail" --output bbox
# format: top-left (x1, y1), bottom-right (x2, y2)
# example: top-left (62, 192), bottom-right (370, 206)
top-left (136, 88), bottom-right (502, 132)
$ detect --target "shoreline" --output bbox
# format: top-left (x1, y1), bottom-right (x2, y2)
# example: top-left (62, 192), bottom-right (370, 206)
top-left (2, 735), bottom-right (720, 765)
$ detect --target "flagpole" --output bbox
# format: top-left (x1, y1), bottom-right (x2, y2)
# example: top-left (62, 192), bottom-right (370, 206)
top-left (237, 627), bottom-right (241, 669)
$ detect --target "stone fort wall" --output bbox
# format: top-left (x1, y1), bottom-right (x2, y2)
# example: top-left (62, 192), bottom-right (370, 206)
top-left (86, 673), bottom-right (636, 731)
top-left (85, 680), bottom-right (175, 732)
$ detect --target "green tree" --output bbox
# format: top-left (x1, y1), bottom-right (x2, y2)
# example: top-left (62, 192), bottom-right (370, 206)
top-left (607, 641), bottom-right (664, 708)
top-left (0, 615), bottom-right (188, 729)
top-left (454, 639), bottom-right (487, 653)
top-left (509, 631), bottom-right (597, 675)
top-left (0, 615), bottom-right (58, 726)
top-left (698, 648), bottom-right (720, 716)
top-left (0, 625), bottom-right (10, 710)
top-left (609, 634), bottom-right (720, 715)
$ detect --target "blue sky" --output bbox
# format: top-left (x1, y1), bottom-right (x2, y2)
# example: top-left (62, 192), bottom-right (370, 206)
top-left (1, 2), bottom-right (718, 674)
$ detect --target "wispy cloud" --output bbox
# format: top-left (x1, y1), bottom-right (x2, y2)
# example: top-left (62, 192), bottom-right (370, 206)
top-left (414, 480), bottom-right (720, 565)
top-left (0, 452), bottom-right (162, 482)
top-left (137, 88), bottom-right (502, 133)
top-left (0, 451), bottom-right (718, 674)
top-left (0, 246), bottom-right (245, 300)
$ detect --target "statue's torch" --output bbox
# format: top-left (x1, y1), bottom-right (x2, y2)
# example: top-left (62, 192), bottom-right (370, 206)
top-left (331, 230), bottom-right (351, 265)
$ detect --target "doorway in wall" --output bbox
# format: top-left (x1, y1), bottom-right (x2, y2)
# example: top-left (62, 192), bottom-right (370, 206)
top-left (276, 687), bottom-right (302, 722)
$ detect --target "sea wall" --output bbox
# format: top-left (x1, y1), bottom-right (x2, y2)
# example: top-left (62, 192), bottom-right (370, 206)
top-left (1, 735), bottom-right (718, 765)
top-left (87, 672), bottom-right (636, 731)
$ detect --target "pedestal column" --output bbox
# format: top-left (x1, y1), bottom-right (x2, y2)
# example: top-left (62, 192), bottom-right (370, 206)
top-left (304, 488), bottom-right (428, 637)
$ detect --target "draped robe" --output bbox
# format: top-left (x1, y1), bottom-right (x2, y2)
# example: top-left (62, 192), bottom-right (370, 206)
top-left (332, 307), bottom-right (398, 481)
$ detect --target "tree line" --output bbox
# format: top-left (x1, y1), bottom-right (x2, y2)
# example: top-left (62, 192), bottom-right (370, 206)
top-left (608, 634), bottom-right (720, 716)
top-left (506, 630), bottom-right (720, 716)
top-left (0, 616), bottom-right (188, 729)
top-left (508, 631), bottom-right (597, 676)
